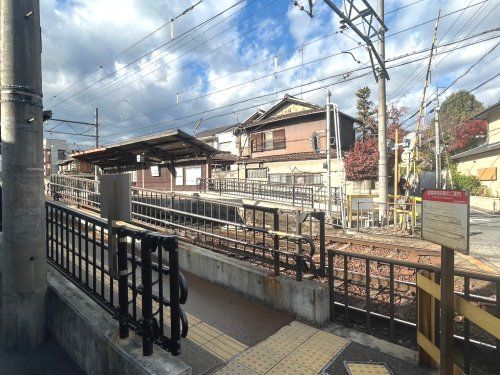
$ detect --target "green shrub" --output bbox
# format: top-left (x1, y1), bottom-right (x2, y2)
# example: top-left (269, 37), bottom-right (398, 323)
top-left (452, 169), bottom-right (483, 196)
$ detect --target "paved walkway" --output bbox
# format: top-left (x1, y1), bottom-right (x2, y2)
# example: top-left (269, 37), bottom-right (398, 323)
top-left (214, 322), bottom-right (431, 375)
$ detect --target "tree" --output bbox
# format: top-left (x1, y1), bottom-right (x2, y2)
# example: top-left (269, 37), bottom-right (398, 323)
top-left (355, 86), bottom-right (376, 140)
top-left (345, 137), bottom-right (379, 181)
top-left (345, 100), bottom-right (407, 181)
top-left (448, 119), bottom-right (487, 153)
top-left (439, 90), bottom-right (484, 139)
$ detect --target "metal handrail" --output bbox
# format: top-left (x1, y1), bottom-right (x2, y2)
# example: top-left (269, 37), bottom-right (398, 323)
top-left (45, 201), bottom-right (188, 356)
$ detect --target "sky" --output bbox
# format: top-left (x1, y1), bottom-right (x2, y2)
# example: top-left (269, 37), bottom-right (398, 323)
top-left (40, 0), bottom-right (500, 148)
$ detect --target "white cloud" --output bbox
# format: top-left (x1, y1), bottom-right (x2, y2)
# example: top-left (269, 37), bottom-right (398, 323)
top-left (40, 0), bottom-right (500, 146)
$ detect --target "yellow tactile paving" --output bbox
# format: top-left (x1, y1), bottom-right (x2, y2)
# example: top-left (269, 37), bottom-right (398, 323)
top-left (53, 249), bottom-right (248, 362)
top-left (215, 362), bottom-right (258, 375)
top-left (345, 362), bottom-right (392, 375)
top-left (266, 359), bottom-right (316, 375)
top-left (235, 345), bottom-right (283, 374)
top-left (218, 320), bottom-right (350, 374)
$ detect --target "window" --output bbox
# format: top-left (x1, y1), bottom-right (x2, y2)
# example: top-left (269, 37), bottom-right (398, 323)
top-left (251, 129), bottom-right (285, 152)
top-left (185, 166), bottom-right (202, 185)
top-left (57, 149), bottom-right (66, 160)
top-left (273, 129), bottom-right (285, 149)
top-left (175, 167), bottom-right (184, 185)
top-left (246, 168), bottom-right (268, 179)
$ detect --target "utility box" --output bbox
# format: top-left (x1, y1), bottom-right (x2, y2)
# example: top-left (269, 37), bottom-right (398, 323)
top-left (100, 173), bottom-right (132, 222)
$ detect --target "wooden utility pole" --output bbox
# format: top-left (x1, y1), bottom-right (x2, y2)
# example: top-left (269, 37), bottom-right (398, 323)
top-left (377, 0), bottom-right (388, 222)
top-left (415, 10), bottom-right (441, 155)
top-left (0, 0), bottom-right (47, 349)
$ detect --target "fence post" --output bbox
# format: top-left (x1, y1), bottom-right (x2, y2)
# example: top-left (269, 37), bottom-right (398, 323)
top-left (117, 231), bottom-right (129, 339)
top-left (328, 250), bottom-right (334, 320)
top-left (292, 185), bottom-right (296, 206)
top-left (357, 201), bottom-right (360, 231)
top-left (295, 255), bottom-right (303, 282)
top-left (140, 235), bottom-right (157, 356)
top-left (295, 213), bottom-right (302, 281)
top-left (319, 212), bottom-right (326, 277)
top-left (167, 237), bottom-right (182, 356)
top-left (273, 210), bottom-right (280, 276)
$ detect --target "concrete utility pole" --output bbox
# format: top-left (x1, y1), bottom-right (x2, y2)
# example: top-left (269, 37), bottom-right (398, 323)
top-left (434, 97), bottom-right (441, 188)
top-left (377, 0), bottom-right (388, 221)
top-left (0, 0), bottom-right (47, 350)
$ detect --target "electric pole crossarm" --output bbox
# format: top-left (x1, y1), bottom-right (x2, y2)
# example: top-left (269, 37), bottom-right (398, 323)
top-left (321, 0), bottom-right (390, 80)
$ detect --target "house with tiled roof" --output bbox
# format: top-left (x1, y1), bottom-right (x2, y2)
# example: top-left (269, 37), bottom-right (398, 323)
top-left (235, 94), bottom-right (358, 186)
top-left (452, 100), bottom-right (500, 196)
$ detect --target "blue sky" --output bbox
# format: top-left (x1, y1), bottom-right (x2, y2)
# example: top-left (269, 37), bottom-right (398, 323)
top-left (40, 0), bottom-right (500, 148)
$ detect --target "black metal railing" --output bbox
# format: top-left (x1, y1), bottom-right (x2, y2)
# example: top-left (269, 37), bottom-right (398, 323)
top-left (46, 201), bottom-right (188, 356)
top-left (131, 188), bottom-right (319, 281)
top-left (327, 249), bottom-right (500, 375)
top-left (198, 177), bottom-right (317, 207)
top-left (48, 176), bottom-right (321, 281)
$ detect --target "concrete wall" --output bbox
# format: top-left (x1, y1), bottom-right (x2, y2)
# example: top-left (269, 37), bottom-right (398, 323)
top-left (470, 196), bottom-right (500, 213)
top-left (177, 242), bottom-right (329, 325)
top-left (455, 151), bottom-right (500, 196)
top-left (487, 105), bottom-right (500, 144)
top-left (47, 267), bottom-right (191, 375)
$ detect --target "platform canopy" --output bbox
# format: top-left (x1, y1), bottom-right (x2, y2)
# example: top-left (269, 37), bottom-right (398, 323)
top-left (72, 129), bottom-right (219, 171)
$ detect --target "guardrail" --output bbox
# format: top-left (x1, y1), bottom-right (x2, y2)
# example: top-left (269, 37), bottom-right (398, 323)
top-left (48, 175), bottom-right (320, 281)
top-left (347, 195), bottom-right (422, 234)
top-left (326, 249), bottom-right (500, 374)
top-left (198, 177), bottom-right (317, 208)
top-left (49, 175), bottom-right (100, 209)
top-left (46, 201), bottom-right (189, 356)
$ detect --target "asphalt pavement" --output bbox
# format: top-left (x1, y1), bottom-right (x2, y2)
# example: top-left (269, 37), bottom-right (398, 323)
top-left (469, 209), bottom-right (500, 268)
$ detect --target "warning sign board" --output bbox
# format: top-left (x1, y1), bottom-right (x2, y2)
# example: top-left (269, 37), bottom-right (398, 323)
top-left (422, 189), bottom-right (469, 253)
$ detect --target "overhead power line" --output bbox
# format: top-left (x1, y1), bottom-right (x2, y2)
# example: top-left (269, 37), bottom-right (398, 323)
top-left (51, 1), bottom-right (206, 102)
top-left (60, 0), bottom-right (277, 112)
top-left (400, 39), bottom-right (499, 129)
top-left (96, 29), bottom-right (499, 132)
top-left (56, 0), bottom-right (476, 115)
top-left (97, 35), bottom-right (498, 141)
top-left (49, 0), bottom-right (249, 109)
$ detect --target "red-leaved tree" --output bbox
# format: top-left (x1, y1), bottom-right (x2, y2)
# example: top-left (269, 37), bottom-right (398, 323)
top-left (448, 119), bottom-right (487, 153)
top-left (344, 137), bottom-right (379, 181)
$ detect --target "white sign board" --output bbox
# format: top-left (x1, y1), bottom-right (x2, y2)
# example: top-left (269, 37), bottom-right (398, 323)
top-left (150, 165), bottom-right (160, 177)
top-left (422, 189), bottom-right (469, 253)
top-left (100, 173), bottom-right (132, 222)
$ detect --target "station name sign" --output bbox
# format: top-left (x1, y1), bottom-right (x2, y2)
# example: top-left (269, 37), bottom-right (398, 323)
top-left (421, 189), bottom-right (469, 253)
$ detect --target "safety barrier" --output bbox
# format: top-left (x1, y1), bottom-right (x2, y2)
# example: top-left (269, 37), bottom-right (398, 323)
top-left (326, 249), bottom-right (500, 374)
top-left (48, 175), bottom-right (321, 281)
top-left (46, 201), bottom-right (188, 356)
